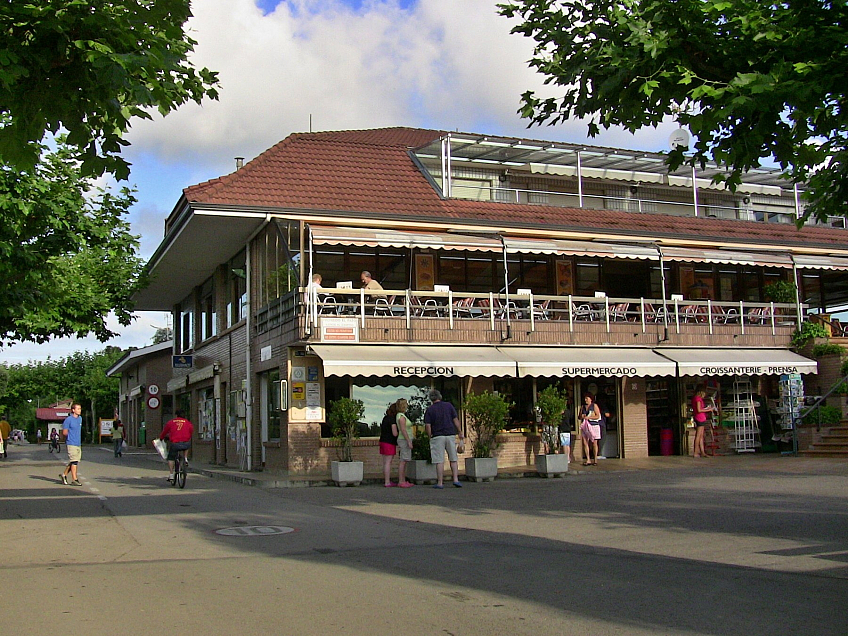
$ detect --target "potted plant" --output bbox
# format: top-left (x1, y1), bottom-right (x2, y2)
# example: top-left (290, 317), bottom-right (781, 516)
top-left (328, 397), bottom-right (365, 486)
top-left (463, 391), bottom-right (510, 482)
top-left (534, 385), bottom-right (571, 478)
top-left (406, 430), bottom-right (438, 485)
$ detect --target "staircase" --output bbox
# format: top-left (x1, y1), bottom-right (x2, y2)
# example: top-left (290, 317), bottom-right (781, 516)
top-left (800, 424), bottom-right (848, 457)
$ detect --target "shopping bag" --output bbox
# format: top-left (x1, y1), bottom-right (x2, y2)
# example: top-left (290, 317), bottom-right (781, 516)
top-left (153, 438), bottom-right (167, 460)
top-left (121, 440), bottom-right (128, 452)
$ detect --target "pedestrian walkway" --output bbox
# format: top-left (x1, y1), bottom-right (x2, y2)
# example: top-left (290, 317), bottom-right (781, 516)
top-left (182, 454), bottom-right (760, 489)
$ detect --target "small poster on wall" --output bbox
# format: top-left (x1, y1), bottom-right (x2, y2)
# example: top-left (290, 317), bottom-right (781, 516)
top-left (415, 253), bottom-right (435, 290)
top-left (555, 259), bottom-right (574, 295)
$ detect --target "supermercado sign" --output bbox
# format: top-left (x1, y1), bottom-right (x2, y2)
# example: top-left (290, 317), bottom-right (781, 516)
top-left (561, 366), bottom-right (639, 376)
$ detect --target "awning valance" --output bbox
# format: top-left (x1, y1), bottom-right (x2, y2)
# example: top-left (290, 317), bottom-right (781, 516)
top-left (505, 238), bottom-right (659, 260)
top-left (791, 254), bottom-right (848, 270)
top-left (308, 226), bottom-right (502, 252)
top-left (659, 247), bottom-right (794, 268)
top-left (655, 348), bottom-right (817, 377)
top-left (500, 347), bottom-right (676, 378)
top-left (310, 344), bottom-right (516, 377)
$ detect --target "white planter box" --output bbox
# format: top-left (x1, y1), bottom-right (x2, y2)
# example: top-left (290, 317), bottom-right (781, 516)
top-left (464, 457), bottom-right (498, 482)
top-left (406, 459), bottom-right (437, 485)
top-left (535, 453), bottom-right (569, 478)
top-left (331, 460), bottom-right (363, 487)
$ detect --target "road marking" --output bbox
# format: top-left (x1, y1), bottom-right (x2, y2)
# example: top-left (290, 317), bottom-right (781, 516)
top-left (215, 525), bottom-right (295, 537)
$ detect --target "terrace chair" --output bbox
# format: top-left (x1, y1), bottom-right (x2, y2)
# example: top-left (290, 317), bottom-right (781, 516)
top-left (610, 302), bottom-right (630, 322)
top-left (492, 297), bottom-right (520, 320)
top-left (453, 296), bottom-right (475, 318)
top-left (643, 303), bottom-right (667, 323)
top-left (713, 305), bottom-right (739, 324)
top-left (681, 304), bottom-right (701, 323)
top-left (572, 304), bottom-right (593, 321)
top-left (374, 295), bottom-right (395, 317)
top-left (411, 295), bottom-right (439, 317)
top-left (747, 306), bottom-right (765, 325)
top-left (531, 298), bottom-right (551, 321)
top-left (317, 294), bottom-right (339, 315)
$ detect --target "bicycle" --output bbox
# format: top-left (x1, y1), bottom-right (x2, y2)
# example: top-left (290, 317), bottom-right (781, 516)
top-left (170, 448), bottom-right (188, 489)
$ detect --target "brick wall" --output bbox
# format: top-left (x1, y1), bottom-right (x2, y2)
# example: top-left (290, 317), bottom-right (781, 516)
top-left (622, 376), bottom-right (649, 458)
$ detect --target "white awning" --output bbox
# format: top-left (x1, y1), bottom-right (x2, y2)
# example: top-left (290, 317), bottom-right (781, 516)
top-left (500, 347), bottom-right (676, 378)
top-left (310, 344), bottom-right (516, 377)
top-left (655, 348), bottom-right (817, 377)
top-left (308, 226), bottom-right (502, 252)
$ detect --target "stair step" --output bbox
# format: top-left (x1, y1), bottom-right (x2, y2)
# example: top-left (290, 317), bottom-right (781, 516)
top-left (799, 449), bottom-right (848, 457)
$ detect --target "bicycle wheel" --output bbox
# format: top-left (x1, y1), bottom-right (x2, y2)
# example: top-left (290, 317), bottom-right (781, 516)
top-left (177, 455), bottom-right (187, 488)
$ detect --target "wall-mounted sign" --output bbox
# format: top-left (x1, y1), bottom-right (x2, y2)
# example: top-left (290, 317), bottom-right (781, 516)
top-left (320, 317), bottom-right (359, 342)
top-left (147, 396), bottom-right (161, 409)
top-left (173, 355), bottom-right (193, 369)
top-left (148, 384), bottom-right (160, 396)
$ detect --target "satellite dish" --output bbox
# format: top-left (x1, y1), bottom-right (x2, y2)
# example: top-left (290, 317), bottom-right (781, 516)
top-left (669, 128), bottom-right (690, 150)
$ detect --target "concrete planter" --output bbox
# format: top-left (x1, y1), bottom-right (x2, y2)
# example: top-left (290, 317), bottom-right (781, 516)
top-left (331, 460), bottom-right (363, 487)
top-left (535, 453), bottom-right (569, 478)
top-left (464, 457), bottom-right (498, 482)
top-left (406, 459), bottom-right (437, 485)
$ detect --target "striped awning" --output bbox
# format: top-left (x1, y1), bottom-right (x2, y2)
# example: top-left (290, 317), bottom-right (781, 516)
top-left (308, 226), bottom-right (502, 252)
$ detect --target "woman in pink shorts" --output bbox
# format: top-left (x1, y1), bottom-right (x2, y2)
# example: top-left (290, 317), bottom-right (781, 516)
top-left (578, 393), bottom-right (602, 466)
top-left (379, 402), bottom-right (398, 486)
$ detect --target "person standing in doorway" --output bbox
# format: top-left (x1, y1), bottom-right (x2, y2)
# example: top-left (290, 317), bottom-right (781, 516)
top-left (691, 385), bottom-right (713, 458)
top-left (37, 428), bottom-right (43, 444)
top-left (112, 419), bottom-right (125, 457)
top-left (424, 390), bottom-right (465, 489)
top-left (59, 403), bottom-right (83, 486)
top-left (578, 393), bottom-right (602, 466)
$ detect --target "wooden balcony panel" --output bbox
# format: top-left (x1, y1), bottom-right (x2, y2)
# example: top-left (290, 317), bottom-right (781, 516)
top-left (296, 316), bottom-right (794, 348)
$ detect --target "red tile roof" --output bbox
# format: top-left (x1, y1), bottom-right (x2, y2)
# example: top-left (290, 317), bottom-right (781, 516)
top-left (183, 127), bottom-right (847, 250)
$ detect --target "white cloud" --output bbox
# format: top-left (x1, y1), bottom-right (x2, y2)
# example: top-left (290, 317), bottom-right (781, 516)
top-left (127, 0), bottom-right (676, 164)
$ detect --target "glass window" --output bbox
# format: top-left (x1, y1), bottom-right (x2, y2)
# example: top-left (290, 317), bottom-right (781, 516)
top-left (227, 251), bottom-right (247, 327)
top-left (439, 254), bottom-right (466, 289)
top-left (199, 278), bottom-right (216, 342)
top-left (467, 255), bottom-right (495, 292)
top-left (520, 256), bottom-right (550, 293)
top-left (717, 267), bottom-right (737, 301)
top-left (741, 269), bottom-right (761, 302)
top-left (267, 369), bottom-right (281, 440)
top-left (575, 259), bottom-right (601, 296)
top-left (179, 294), bottom-right (194, 352)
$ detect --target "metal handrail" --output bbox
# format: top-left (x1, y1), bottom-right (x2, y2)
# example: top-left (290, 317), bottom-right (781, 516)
top-left (797, 372), bottom-right (848, 432)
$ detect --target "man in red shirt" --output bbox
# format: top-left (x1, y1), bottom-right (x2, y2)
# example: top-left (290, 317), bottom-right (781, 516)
top-left (159, 411), bottom-right (194, 482)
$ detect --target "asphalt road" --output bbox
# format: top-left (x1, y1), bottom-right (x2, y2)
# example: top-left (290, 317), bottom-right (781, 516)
top-left (1, 444), bottom-right (847, 636)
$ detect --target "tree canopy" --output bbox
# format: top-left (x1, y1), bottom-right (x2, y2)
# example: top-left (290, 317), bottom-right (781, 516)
top-left (0, 0), bottom-right (218, 179)
top-left (499, 0), bottom-right (848, 222)
top-left (0, 140), bottom-right (145, 345)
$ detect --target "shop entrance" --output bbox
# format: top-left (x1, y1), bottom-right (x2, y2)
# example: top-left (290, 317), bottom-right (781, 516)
top-left (579, 377), bottom-right (621, 459)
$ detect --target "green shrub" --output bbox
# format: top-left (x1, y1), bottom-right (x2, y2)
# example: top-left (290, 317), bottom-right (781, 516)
top-left (328, 397), bottom-right (365, 462)
top-left (535, 385), bottom-right (570, 454)
top-left (811, 343), bottom-right (846, 357)
top-left (411, 430), bottom-right (431, 462)
top-left (763, 280), bottom-right (797, 304)
top-left (464, 391), bottom-right (511, 458)
top-left (791, 321), bottom-right (829, 348)
top-left (802, 404), bottom-right (842, 427)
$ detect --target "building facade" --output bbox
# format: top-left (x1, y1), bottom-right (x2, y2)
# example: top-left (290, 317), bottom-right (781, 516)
top-left (132, 128), bottom-right (848, 473)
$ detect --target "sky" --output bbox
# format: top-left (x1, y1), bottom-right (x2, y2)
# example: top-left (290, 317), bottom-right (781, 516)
top-left (0, 0), bottom-right (681, 364)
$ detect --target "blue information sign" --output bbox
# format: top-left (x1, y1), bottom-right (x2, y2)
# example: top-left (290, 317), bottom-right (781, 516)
top-left (172, 355), bottom-right (193, 369)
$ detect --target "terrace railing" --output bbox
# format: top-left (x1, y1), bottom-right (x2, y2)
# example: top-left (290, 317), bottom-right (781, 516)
top-left (302, 287), bottom-right (803, 336)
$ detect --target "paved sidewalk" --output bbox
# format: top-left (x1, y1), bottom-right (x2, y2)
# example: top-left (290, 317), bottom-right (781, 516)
top-left (101, 444), bottom-right (846, 489)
